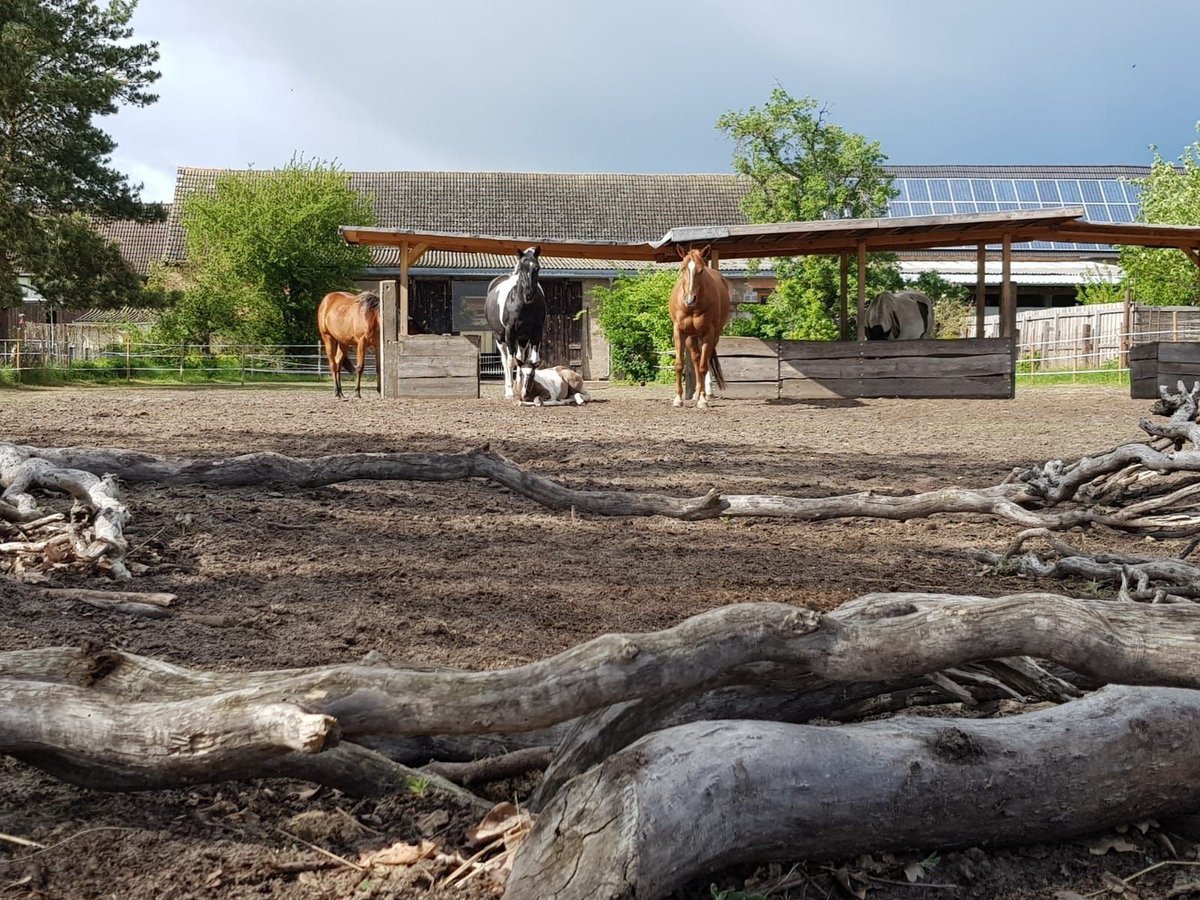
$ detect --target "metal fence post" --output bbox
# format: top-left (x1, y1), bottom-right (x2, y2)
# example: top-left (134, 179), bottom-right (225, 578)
top-left (240, 347), bottom-right (246, 386)
top-left (179, 342), bottom-right (185, 382)
top-left (125, 333), bottom-right (131, 381)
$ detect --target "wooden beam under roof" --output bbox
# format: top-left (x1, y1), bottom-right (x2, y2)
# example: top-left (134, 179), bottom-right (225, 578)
top-left (340, 209), bottom-right (1200, 264)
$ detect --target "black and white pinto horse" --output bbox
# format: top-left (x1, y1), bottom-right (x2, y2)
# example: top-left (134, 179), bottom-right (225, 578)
top-left (519, 365), bottom-right (590, 406)
top-left (485, 246), bottom-right (546, 401)
top-left (864, 290), bottom-right (936, 340)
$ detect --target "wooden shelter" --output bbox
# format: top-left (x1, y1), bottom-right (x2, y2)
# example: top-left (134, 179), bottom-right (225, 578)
top-left (341, 208), bottom-right (1200, 399)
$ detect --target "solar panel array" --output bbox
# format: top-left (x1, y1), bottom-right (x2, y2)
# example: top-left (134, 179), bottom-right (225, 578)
top-left (887, 176), bottom-right (1143, 252)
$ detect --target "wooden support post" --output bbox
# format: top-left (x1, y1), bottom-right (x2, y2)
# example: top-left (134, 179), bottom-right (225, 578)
top-left (379, 279), bottom-right (399, 399)
top-left (1121, 285), bottom-right (1132, 369)
top-left (709, 249), bottom-right (720, 270)
top-left (975, 242), bottom-right (987, 339)
top-left (1183, 246), bottom-right (1200, 271)
top-left (839, 253), bottom-right (849, 341)
top-left (399, 242), bottom-right (411, 338)
top-left (1000, 234), bottom-right (1014, 340)
top-left (856, 241), bottom-right (867, 342)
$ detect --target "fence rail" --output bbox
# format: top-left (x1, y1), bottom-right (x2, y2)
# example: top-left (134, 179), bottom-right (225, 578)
top-left (0, 339), bottom-right (340, 385)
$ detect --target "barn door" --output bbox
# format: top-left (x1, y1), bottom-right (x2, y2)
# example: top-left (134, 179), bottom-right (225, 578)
top-left (541, 280), bottom-right (583, 369)
top-left (408, 278), bottom-right (453, 335)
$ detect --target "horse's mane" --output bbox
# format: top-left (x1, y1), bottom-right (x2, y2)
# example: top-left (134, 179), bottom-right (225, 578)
top-left (355, 291), bottom-right (380, 313)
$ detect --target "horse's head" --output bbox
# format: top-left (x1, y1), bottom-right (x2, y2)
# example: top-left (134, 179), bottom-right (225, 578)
top-left (515, 246), bottom-right (541, 303)
top-left (676, 245), bottom-right (711, 310)
top-left (515, 355), bottom-right (541, 403)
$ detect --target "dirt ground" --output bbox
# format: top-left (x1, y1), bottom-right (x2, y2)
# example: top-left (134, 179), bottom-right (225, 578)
top-left (1, 382), bottom-right (1196, 899)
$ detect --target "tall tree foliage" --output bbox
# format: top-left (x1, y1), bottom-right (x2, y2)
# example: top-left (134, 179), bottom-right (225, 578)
top-left (716, 88), bottom-right (900, 339)
top-left (166, 158), bottom-right (376, 346)
top-left (0, 0), bottom-right (161, 308)
top-left (1120, 130), bottom-right (1200, 306)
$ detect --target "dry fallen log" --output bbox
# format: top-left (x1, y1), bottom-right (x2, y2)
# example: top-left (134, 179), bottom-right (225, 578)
top-left (260, 742), bottom-right (491, 809)
top-left (973, 528), bottom-right (1200, 602)
top-left (507, 685), bottom-right (1200, 900)
top-left (423, 746), bottom-right (556, 786)
top-left (3, 387), bottom-right (1200, 585)
top-left (532, 658), bottom-right (1081, 809)
top-left (0, 445), bottom-right (131, 578)
top-left (0, 680), bottom-right (336, 790)
top-left (1, 593), bottom-right (1197, 794)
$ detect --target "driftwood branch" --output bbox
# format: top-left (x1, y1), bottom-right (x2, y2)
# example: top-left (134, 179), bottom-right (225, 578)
top-left (423, 746), bottom-right (556, 786)
top-left (507, 685), bottom-right (1200, 900)
top-left (973, 528), bottom-right (1200, 602)
top-left (3, 388), bottom-right (1200, 585)
top-left (1, 593), bottom-right (1197, 796)
top-left (0, 445), bottom-right (131, 579)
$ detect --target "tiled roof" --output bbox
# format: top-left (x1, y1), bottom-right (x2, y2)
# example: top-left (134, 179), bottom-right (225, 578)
top-left (92, 210), bottom-right (172, 274)
top-left (152, 165), bottom-right (1162, 273)
top-left (165, 168), bottom-right (753, 264)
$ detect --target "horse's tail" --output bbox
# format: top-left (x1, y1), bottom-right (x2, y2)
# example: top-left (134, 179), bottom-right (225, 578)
top-left (709, 352), bottom-right (727, 390)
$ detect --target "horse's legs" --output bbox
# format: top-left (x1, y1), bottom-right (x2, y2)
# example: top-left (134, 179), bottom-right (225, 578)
top-left (353, 337), bottom-right (368, 398)
top-left (686, 338), bottom-right (700, 408)
top-left (321, 334), bottom-right (342, 399)
top-left (498, 341), bottom-right (515, 400)
top-left (672, 325), bottom-right (685, 407)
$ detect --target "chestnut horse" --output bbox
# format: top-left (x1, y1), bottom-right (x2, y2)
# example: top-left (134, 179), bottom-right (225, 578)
top-left (317, 289), bottom-right (380, 399)
top-left (669, 245), bottom-right (731, 408)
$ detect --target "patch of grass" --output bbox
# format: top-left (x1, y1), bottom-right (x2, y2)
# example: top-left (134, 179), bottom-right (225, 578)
top-left (1017, 369), bottom-right (1129, 387)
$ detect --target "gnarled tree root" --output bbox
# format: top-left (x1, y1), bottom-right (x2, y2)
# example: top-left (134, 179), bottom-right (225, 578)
top-left (507, 685), bottom-right (1200, 900)
top-left (1, 593), bottom-right (1197, 800)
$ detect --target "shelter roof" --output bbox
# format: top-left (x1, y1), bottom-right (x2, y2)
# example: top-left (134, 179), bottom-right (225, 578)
top-left (341, 208), bottom-right (1200, 263)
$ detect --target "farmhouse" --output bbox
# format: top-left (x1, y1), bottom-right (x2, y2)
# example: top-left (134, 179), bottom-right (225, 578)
top-left (6, 165), bottom-right (1158, 378)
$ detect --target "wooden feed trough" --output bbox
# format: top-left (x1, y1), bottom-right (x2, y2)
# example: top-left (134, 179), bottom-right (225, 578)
top-left (392, 334), bottom-right (479, 399)
top-left (1130, 342), bottom-right (1200, 399)
top-left (779, 337), bottom-right (1015, 400)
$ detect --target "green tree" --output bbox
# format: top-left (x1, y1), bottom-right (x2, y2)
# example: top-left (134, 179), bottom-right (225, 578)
top-left (716, 88), bottom-right (899, 338)
top-left (174, 157), bottom-right (376, 346)
top-left (589, 269), bottom-right (677, 383)
top-left (0, 0), bottom-right (162, 308)
top-left (1119, 129), bottom-right (1200, 306)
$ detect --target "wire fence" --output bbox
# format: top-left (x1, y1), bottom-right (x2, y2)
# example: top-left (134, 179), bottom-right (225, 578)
top-left (0, 338), bottom-right (338, 386)
top-left (0, 330), bottom-right (1194, 388)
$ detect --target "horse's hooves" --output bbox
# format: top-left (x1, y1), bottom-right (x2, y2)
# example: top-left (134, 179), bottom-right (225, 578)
top-left (697, 399), bottom-right (709, 409)
top-left (672, 397), bottom-right (683, 408)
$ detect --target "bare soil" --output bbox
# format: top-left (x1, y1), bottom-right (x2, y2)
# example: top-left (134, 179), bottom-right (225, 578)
top-left (1, 382), bottom-right (1196, 899)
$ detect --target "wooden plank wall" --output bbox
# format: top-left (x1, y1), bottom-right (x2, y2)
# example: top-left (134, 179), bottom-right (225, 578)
top-left (778, 338), bottom-right (1015, 399)
top-left (714, 337), bottom-right (779, 400)
top-left (1129, 343), bottom-right (1200, 399)
top-left (394, 335), bottom-right (480, 399)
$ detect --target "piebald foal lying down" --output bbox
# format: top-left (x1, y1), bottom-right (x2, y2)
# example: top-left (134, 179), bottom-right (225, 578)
top-left (518, 366), bottom-right (591, 406)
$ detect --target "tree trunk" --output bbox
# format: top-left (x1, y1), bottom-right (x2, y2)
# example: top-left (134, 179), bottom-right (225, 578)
top-left (507, 685), bottom-right (1200, 900)
top-left (1, 594), bottom-right (1197, 797)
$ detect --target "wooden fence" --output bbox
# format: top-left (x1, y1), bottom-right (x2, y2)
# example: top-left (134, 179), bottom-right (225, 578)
top-left (712, 336), bottom-right (1015, 400)
top-left (972, 303), bottom-right (1200, 370)
top-left (1130, 343), bottom-right (1200, 399)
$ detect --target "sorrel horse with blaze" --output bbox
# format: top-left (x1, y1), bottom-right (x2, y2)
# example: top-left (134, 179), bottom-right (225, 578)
top-left (317, 289), bottom-right (381, 399)
top-left (669, 245), bottom-right (731, 408)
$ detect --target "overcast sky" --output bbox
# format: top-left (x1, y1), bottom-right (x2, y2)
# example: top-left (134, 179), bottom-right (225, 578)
top-left (107, 0), bottom-right (1200, 203)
